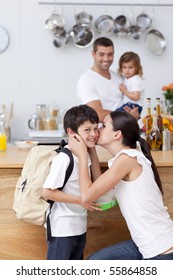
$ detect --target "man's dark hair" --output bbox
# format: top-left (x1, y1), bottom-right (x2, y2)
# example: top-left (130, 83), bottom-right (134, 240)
top-left (93, 37), bottom-right (114, 52)
top-left (63, 105), bottom-right (99, 133)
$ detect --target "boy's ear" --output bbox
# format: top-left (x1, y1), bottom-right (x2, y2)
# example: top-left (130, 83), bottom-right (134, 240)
top-left (66, 127), bottom-right (76, 136)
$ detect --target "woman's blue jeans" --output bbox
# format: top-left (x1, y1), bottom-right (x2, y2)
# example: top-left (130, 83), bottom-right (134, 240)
top-left (88, 239), bottom-right (173, 260)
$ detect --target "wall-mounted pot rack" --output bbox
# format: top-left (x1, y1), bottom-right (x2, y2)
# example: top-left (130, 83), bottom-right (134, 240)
top-left (38, 1), bottom-right (173, 7)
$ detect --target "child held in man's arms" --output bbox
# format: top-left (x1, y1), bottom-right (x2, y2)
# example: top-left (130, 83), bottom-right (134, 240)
top-left (117, 51), bottom-right (145, 115)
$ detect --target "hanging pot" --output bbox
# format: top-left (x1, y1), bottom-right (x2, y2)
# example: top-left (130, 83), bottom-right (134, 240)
top-left (145, 29), bottom-right (167, 55)
top-left (45, 11), bottom-right (65, 34)
top-left (136, 12), bottom-right (152, 30)
top-left (127, 6), bottom-right (141, 40)
top-left (75, 11), bottom-right (93, 26)
top-left (69, 23), bottom-right (94, 48)
top-left (127, 25), bottom-right (141, 40)
top-left (95, 15), bottom-right (114, 35)
top-left (53, 30), bottom-right (70, 48)
top-left (113, 14), bottom-right (130, 37)
top-left (114, 15), bottom-right (127, 29)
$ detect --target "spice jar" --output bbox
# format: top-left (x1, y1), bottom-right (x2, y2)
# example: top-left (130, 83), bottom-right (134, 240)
top-left (44, 116), bottom-right (58, 130)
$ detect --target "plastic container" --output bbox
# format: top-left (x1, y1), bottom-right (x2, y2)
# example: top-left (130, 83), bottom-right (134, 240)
top-left (96, 190), bottom-right (118, 211)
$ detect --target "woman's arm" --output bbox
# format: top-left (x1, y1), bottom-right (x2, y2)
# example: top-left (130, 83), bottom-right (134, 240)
top-left (42, 188), bottom-right (101, 211)
top-left (88, 146), bottom-right (102, 181)
top-left (68, 135), bottom-right (133, 205)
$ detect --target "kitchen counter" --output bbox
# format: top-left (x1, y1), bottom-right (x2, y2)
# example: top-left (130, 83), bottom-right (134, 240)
top-left (1, 144), bottom-right (173, 168)
top-left (0, 145), bottom-right (173, 259)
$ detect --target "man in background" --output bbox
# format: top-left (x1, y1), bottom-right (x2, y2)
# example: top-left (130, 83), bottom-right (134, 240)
top-left (77, 37), bottom-right (139, 121)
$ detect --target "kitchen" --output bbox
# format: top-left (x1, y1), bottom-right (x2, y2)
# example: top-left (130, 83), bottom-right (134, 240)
top-left (0, 0), bottom-right (173, 140)
top-left (1, 0), bottom-right (173, 265)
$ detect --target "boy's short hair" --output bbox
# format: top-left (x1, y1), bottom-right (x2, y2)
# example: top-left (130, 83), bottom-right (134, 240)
top-left (63, 105), bottom-right (99, 133)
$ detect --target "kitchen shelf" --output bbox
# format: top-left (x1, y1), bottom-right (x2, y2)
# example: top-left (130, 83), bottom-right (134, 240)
top-left (38, 1), bottom-right (173, 7)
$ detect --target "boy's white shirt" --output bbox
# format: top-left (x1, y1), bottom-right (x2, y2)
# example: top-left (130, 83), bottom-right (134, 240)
top-left (42, 145), bottom-right (91, 237)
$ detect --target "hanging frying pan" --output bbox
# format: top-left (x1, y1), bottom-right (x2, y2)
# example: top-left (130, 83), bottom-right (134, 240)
top-left (145, 29), bottom-right (167, 55)
top-left (95, 15), bottom-right (114, 35)
top-left (136, 12), bottom-right (152, 30)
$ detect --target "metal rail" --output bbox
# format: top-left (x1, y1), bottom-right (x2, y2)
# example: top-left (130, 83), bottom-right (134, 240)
top-left (38, 1), bottom-right (173, 7)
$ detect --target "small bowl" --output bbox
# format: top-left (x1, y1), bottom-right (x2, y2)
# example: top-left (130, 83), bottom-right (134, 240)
top-left (15, 141), bottom-right (39, 151)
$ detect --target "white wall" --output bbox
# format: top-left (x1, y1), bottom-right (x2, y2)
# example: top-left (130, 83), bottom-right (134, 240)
top-left (0, 0), bottom-right (173, 140)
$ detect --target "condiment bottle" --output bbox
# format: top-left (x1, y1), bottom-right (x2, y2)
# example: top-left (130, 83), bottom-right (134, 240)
top-left (156, 98), bottom-right (163, 134)
top-left (0, 119), bottom-right (7, 151)
top-left (155, 98), bottom-right (163, 150)
top-left (148, 115), bottom-right (162, 151)
top-left (145, 98), bottom-right (152, 144)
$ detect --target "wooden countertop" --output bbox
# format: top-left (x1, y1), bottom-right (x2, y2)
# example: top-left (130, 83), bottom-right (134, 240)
top-left (96, 146), bottom-right (173, 167)
top-left (0, 145), bottom-right (173, 169)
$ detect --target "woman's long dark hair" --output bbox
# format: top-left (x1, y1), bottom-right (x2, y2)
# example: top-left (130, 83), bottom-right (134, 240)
top-left (110, 111), bottom-right (163, 195)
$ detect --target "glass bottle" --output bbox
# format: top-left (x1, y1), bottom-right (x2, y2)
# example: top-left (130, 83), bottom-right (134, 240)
top-left (145, 98), bottom-right (152, 144)
top-left (0, 119), bottom-right (7, 151)
top-left (148, 115), bottom-right (162, 151)
top-left (156, 98), bottom-right (163, 134)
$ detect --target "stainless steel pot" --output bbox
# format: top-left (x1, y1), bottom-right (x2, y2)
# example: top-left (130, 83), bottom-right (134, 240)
top-left (45, 12), bottom-right (65, 34)
top-left (145, 29), bottom-right (167, 55)
top-left (128, 8), bottom-right (141, 40)
top-left (114, 15), bottom-right (127, 29)
top-left (53, 29), bottom-right (70, 48)
top-left (75, 11), bottom-right (93, 26)
top-left (128, 25), bottom-right (141, 40)
top-left (136, 12), bottom-right (152, 30)
top-left (113, 14), bottom-right (130, 37)
top-left (95, 15), bottom-right (114, 35)
top-left (70, 23), bottom-right (94, 48)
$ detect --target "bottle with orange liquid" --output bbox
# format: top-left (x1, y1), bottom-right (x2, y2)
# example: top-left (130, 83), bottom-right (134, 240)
top-left (145, 98), bottom-right (152, 144)
top-left (148, 115), bottom-right (162, 151)
top-left (0, 119), bottom-right (7, 151)
top-left (156, 98), bottom-right (163, 132)
top-left (155, 97), bottom-right (163, 150)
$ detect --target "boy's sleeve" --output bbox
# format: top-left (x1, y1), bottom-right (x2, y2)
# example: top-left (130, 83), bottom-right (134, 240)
top-left (42, 152), bottom-right (71, 190)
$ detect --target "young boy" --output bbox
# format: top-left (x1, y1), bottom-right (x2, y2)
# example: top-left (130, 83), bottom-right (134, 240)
top-left (42, 105), bottom-right (100, 260)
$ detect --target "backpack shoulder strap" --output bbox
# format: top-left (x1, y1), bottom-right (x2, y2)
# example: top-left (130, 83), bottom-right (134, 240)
top-left (47, 146), bottom-right (74, 241)
top-left (59, 147), bottom-right (74, 190)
